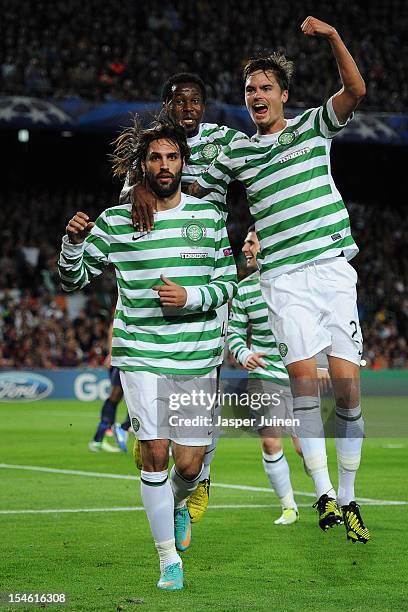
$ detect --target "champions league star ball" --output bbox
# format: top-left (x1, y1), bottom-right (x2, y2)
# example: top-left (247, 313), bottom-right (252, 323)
top-left (0, 96), bottom-right (71, 127)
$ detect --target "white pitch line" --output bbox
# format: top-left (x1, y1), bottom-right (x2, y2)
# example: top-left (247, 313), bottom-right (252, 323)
top-left (0, 464), bottom-right (138, 480)
top-left (382, 444), bottom-right (406, 449)
top-left (0, 503), bottom-right (312, 515)
top-left (0, 506), bottom-right (146, 515)
top-left (0, 463), bottom-right (406, 506)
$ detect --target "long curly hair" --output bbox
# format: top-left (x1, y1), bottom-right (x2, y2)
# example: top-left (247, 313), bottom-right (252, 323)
top-left (111, 114), bottom-right (190, 182)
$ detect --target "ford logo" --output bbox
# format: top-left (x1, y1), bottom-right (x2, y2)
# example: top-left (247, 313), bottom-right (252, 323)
top-left (0, 371), bottom-right (54, 402)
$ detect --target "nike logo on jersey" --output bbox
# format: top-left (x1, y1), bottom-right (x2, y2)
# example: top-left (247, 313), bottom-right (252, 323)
top-left (132, 232), bottom-right (149, 241)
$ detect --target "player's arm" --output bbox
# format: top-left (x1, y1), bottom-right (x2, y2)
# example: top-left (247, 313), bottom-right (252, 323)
top-left (188, 141), bottom-right (238, 209)
top-left (58, 211), bottom-right (110, 292)
top-left (227, 291), bottom-right (266, 370)
top-left (301, 16), bottom-right (366, 123)
top-left (154, 214), bottom-right (237, 311)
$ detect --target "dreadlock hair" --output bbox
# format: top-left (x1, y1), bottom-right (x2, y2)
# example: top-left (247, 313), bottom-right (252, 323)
top-left (243, 52), bottom-right (295, 92)
top-left (111, 114), bottom-right (190, 182)
top-left (161, 72), bottom-right (207, 103)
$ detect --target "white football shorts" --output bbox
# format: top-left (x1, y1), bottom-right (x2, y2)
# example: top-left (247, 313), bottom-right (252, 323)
top-left (260, 256), bottom-right (363, 367)
top-left (119, 369), bottom-right (217, 446)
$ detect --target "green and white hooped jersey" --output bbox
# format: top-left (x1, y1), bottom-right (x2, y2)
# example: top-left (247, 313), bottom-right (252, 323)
top-left (58, 195), bottom-right (237, 375)
top-left (197, 97), bottom-right (358, 278)
top-left (227, 271), bottom-right (289, 384)
top-left (183, 123), bottom-right (247, 218)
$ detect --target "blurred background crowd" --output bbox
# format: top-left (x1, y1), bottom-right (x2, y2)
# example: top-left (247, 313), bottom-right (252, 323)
top-left (1, 0), bottom-right (407, 111)
top-left (1, 188), bottom-right (407, 370)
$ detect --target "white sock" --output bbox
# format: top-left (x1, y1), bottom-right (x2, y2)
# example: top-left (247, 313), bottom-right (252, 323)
top-left (293, 396), bottom-right (335, 499)
top-left (200, 437), bottom-right (218, 480)
top-left (200, 464), bottom-right (211, 481)
top-left (262, 450), bottom-right (296, 509)
top-left (155, 538), bottom-right (182, 571)
top-left (170, 464), bottom-right (203, 508)
top-left (335, 405), bottom-right (364, 506)
top-left (140, 469), bottom-right (180, 568)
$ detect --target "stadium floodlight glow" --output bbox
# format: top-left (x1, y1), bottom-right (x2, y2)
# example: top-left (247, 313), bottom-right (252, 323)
top-left (18, 129), bottom-right (29, 143)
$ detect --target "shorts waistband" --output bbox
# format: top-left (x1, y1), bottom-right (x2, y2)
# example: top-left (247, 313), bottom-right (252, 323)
top-left (296, 254), bottom-right (345, 270)
top-left (287, 254), bottom-right (346, 276)
top-left (309, 256), bottom-right (343, 267)
top-left (260, 252), bottom-right (346, 281)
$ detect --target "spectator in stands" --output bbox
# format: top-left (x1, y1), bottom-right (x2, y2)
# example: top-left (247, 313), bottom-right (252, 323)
top-left (0, 0), bottom-right (407, 111)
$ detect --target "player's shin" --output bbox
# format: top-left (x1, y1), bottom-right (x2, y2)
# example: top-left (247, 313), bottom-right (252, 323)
top-left (140, 470), bottom-right (181, 569)
top-left (262, 450), bottom-right (296, 510)
top-left (170, 464), bottom-right (204, 508)
top-left (171, 465), bottom-right (202, 551)
top-left (293, 396), bottom-right (335, 498)
top-left (201, 437), bottom-right (218, 480)
top-left (335, 405), bottom-right (364, 506)
top-left (186, 442), bottom-right (215, 523)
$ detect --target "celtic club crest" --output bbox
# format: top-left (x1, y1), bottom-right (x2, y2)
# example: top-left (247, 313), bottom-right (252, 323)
top-left (201, 142), bottom-right (220, 160)
top-left (278, 343), bottom-right (288, 358)
top-left (131, 417), bottom-right (140, 432)
top-left (181, 221), bottom-right (207, 245)
top-left (278, 131), bottom-right (297, 146)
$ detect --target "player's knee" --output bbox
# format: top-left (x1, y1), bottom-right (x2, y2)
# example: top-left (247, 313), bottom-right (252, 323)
top-left (287, 361), bottom-right (319, 396)
top-left (332, 376), bottom-right (360, 410)
top-left (335, 395), bottom-right (360, 410)
top-left (337, 452), bottom-right (361, 472)
top-left (261, 437), bottom-right (282, 455)
top-left (140, 440), bottom-right (168, 471)
top-left (305, 452), bottom-right (327, 473)
top-left (176, 461), bottom-right (202, 482)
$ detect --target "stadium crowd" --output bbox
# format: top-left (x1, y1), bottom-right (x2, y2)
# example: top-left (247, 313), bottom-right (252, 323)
top-left (0, 189), bottom-right (407, 369)
top-left (0, 188), bottom-right (116, 369)
top-left (1, 0), bottom-right (407, 112)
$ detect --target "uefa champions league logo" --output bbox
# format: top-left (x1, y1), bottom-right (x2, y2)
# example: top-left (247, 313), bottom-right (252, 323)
top-left (0, 96), bottom-right (71, 125)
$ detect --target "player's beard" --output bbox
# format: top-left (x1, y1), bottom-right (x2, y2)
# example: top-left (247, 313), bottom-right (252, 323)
top-left (145, 168), bottom-right (182, 198)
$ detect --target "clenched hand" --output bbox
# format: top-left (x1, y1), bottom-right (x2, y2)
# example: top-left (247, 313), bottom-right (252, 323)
top-left (66, 212), bottom-right (95, 244)
top-left (301, 16), bottom-right (337, 39)
top-left (153, 274), bottom-right (187, 307)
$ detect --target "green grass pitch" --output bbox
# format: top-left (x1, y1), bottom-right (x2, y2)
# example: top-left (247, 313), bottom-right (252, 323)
top-left (1, 399), bottom-right (407, 611)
